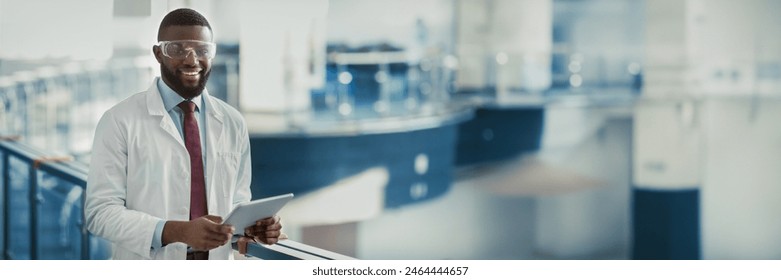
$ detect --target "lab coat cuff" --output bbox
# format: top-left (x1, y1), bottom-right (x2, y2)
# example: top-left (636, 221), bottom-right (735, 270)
top-left (151, 220), bottom-right (166, 250)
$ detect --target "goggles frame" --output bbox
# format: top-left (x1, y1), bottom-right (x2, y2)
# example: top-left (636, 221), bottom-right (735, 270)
top-left (158, 40), bottom-right (217, 60)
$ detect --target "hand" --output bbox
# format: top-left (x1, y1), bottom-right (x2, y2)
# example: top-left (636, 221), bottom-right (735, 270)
top-left (184, 215), bottom-right (234, 251)
top-left (236, 234), bottom-right (289, 255)
top-left (244, 215), bottom-right (284, 245)
top-left (237, 215), bottom-right (287, 255)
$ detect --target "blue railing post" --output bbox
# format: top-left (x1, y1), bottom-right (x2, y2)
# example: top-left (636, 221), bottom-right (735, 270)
top-left (80, 191), bottom-right (89, 260)
top-left (1, 150), bottom-right (8, 260)
top-left (28, 159), bottom-right (37, 259)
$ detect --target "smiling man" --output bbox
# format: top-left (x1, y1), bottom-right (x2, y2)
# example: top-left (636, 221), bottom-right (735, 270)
top-left (85, 8), bottom-right (282, 260)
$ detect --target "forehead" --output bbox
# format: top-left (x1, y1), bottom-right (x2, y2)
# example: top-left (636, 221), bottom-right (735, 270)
top-left (159, 25), bottom-right (212, 42)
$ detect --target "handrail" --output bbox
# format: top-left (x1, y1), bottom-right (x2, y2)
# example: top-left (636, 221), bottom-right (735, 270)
top-left (234, 240), bottom-right (356, 260)
top-left (0, 139), bottom-right (353, 260)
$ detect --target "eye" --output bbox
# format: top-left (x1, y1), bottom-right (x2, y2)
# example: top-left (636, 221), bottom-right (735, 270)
top-left (168, 44), bottom-right (185, 55)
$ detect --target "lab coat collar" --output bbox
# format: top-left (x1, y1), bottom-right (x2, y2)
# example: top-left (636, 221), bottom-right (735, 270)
top-left (157, 78), bottom-right (203, 115)
top-left (145, 77), bottom-right (223, 121)
top-left (145, 77), bottom-right (223, 150)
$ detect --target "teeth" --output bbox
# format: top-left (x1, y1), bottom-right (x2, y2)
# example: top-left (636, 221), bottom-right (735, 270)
top-left (182, 71), bottom-right (200, 76)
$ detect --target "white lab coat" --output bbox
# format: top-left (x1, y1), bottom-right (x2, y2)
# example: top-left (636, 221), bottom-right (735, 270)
top-left (85, 78), bottom-right (252, 260)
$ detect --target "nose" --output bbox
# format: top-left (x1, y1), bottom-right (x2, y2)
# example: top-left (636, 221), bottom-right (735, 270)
top-left (183, 50), bottom-right (199, 65)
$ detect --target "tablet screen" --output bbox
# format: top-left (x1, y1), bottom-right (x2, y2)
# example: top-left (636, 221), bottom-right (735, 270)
top-left (223, 193), bottom-right (294, 231)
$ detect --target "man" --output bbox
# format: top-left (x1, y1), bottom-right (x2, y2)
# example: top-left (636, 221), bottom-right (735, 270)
top-left (85, 8), bottom-right (281, 260)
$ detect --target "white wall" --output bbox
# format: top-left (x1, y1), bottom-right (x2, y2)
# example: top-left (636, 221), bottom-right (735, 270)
top-left (690, 0), bottom-right (781, 95)
top-left (702, 98), bottom-right (781, 259)
top-left (111, 0), bottom-right (169, 56)
top-left (0, 0), bottom-right (113, 60)
top-left (239, 0), bottom-right (328, 112)
top-left (645, 0), bottom-right (781, 96)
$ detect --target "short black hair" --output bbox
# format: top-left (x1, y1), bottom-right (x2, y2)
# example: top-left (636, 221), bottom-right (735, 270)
top-left (157, 8), bottom-right (212, 41)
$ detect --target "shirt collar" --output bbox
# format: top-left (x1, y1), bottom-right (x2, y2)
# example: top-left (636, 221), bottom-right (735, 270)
top-left (157, 77), bottom-right (203, 113)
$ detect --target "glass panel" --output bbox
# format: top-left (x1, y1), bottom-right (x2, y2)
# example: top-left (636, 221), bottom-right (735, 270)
top-left (7, 156), bottom-right (30, 259)
top-left (35, 170), bottom-right (83, 259)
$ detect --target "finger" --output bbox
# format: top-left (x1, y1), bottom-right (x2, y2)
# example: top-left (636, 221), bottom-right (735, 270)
top-left (209, 234), bottom-right (233, 247)
top-left (256, 215), bottom-right (280, 226)
top-left (245, 229), bottom-right (274, 240)
top-left (237, 236), bottom-right (250, 255)
top-left (204, 222), bottom-right (233, 236)
top-left (200, 238), bottom-right (226, 249)
top-left (255, 228), bottom-right (281, 236)
top-left (257, 230), bottom-right (281, 239)
top-left (219, 225), bottom-right (236, 235)
top-left (255, 218), bottom-right (271, 226)
top-left (259, 237), bottom-right (279, 245)
top-left (202, 215), bottom-right (223, 224)
top-left (203, 231), bottom-right (232, 244)
top-left (261, 223), bottom-right (282, 231)
top-left (248, 222), bottom-right (282, 234)
top-left (280, 233), bottom-right (289, 240)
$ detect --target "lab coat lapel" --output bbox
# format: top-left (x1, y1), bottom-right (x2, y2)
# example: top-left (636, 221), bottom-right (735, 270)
top-left (145, 80), bottom-right (186, 149)
top-left (203, 91), bottom-right (224, 215)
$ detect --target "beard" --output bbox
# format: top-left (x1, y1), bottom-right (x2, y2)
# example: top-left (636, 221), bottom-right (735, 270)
top-left (160, 65), bottom-right (211, 99)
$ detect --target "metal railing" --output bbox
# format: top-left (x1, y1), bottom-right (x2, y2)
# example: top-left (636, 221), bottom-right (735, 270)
top-left (233, 240), bottom-right (355, 260)
top-left (0, 139), bottom-right (101, 259)
top-left (0, 139), bottom-right (354, 260)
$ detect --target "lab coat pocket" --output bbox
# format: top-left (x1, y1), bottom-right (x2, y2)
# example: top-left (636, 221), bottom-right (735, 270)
top-left (216, 151), bottom-right (240, 171)
top-left (216, 151), bottom-right (240, 193)
top-left (215, 151), bottom-right (241, 216)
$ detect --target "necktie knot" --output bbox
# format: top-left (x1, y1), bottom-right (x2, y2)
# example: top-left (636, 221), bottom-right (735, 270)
top-left (178, 101), bottom-right (196, 113)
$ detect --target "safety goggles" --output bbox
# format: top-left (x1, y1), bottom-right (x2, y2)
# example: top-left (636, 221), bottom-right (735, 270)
top-left (158, 40), bottom-right (217, 60)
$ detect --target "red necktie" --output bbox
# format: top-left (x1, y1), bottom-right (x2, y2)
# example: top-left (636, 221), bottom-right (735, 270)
top-left (178, 101), bottom-right (207, 221)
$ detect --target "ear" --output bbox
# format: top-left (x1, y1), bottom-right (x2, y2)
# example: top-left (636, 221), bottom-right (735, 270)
top-left (152, 45), bottom-right (163, 64)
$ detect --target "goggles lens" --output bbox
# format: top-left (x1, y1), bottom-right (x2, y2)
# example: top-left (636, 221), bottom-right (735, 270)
top-left (159, 40), bottom-right (216, 60)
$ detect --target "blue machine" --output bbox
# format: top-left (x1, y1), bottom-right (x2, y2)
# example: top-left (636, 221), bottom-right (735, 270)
top-left (249, 123), bottom-right (459, 209)
top-left (455, 107), bottom-right (545, 166)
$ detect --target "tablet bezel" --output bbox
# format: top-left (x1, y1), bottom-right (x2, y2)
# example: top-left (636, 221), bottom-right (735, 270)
top-left (223, 193), bottom-right (294, 231)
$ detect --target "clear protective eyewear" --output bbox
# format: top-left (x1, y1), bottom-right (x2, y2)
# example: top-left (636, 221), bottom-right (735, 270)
top-left (158, 40), bottom-right (217, 60)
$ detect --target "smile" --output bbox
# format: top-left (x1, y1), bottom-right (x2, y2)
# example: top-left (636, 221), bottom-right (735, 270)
top-left (181, 71), bottom-right (201, 76)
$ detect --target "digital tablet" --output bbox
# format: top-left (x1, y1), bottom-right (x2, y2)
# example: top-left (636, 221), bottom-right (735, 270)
top-left (223, 193), bottom-right (294, 231)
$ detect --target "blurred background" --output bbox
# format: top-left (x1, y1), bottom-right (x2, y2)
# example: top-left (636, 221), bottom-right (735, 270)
top-left (1, 0), bottom-right (780, 260)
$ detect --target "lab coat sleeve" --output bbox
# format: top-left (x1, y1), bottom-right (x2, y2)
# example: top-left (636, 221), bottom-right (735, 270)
top-left (85, 110), bottom-right (162, 258)
top-left (233, 120), bottom-right (252, 209)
